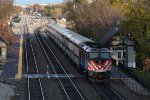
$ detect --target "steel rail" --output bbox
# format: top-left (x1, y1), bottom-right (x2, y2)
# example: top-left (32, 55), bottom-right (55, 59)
top-left (91, 82), bottom-right (125, 100)
top-left (107, 85), bottom-right (125, 100)
top-left (40, 33), bottom-right (85, 99)
top-left (35, 33), bottom-right (71, 100)
top-left (25, 35), bottom-right (31, 100)
top-left (28, 34), bottom-right (45, 100)
top-left (24, 15), bottom-right (45, 100)
top-left (24, 15), bottom-right (31, 100)
top-left (35, 32), bottom-right (85, 100)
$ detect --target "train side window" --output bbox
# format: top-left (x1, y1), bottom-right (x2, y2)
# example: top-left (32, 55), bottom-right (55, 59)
top-left (118, 52), bottom-right (121, 59)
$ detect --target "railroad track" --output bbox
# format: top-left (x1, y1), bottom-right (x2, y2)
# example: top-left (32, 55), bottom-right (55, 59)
top-left (35, 32), bottom-right (85, 100)
top-left (42, 31), bottom-right (125, 100)
top-left (26, 17), bottom-right (125, 99)
top-left (91, 83), bottom-right (125, 100)
top-left (24, 16), bottom-right (45, 100)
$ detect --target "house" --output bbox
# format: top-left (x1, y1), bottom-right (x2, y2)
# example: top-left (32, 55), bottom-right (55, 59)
top-left (99, 26), bottom-right (136, 68)
top-left (109, 36), bottom-right (136, 68)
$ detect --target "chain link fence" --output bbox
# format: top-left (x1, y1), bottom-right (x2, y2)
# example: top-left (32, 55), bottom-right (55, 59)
top-left (120, 72), bottom-right (150, 96)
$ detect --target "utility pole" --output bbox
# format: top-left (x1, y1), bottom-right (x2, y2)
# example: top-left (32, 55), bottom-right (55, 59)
top-left (123, 36), bottom-right (125, 66)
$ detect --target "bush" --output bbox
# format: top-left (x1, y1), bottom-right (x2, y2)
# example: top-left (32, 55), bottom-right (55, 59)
top-left (133, 69), bottom-right (150, 84)
top-left (136, 52), bottom-right (145, 69)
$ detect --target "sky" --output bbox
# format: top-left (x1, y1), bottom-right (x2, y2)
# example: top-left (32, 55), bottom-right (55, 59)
top-left (15, 0), bottom-right (64, 5)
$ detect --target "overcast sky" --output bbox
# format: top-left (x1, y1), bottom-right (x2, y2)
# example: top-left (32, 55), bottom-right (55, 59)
top-left (15, 0), bottom-right (63, 5)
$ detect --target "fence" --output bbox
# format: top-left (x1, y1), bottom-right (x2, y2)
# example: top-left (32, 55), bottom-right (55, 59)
top-left (120, 72), bottom-right (150, 96)
top-left (112, 58), bottom-right (150, 96)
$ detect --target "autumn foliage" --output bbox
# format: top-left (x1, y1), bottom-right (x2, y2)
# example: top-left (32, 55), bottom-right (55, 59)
top-left (0, 0), bottom-right (15, 44)
top-left (64, 0), bottom-right (120, 41)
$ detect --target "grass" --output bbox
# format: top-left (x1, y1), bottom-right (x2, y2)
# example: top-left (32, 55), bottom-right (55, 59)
top-left (0, 64), bottom-right (4, 70)
top-left (133, 69), bottom-right (150, 84)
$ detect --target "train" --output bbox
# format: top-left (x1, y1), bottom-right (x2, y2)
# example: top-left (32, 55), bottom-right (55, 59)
top-left (45, 23), bottom-right (112, 82)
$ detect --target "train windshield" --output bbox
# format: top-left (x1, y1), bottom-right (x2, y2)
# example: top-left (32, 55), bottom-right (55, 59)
top-left (88, 52), bottom-right (110, 59)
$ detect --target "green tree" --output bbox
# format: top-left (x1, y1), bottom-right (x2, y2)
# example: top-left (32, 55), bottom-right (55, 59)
top-left (120, 0), bottom-right (150, 54)
top-left (112, 0), bottom-right (150, 68)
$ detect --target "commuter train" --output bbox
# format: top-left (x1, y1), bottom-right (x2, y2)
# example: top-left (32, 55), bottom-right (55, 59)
top-left (45, 23), bottom-right (112, 81)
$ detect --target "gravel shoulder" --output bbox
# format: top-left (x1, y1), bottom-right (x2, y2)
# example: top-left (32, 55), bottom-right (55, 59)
top-left (0, 81), bottom-right (15, 100)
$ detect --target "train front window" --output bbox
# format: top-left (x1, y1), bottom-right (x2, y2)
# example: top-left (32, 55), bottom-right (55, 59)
top-left (88, 52), bottom-right (99, 59)
top-left (100, 52), bottom-right (110, 59)
top-left (88, 52), bottom-right (110, 59)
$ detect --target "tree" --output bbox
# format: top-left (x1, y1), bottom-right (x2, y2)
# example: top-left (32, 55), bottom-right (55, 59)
top-left (0, 0), bottom-right (14, 25)
top-left (109, 0), bottom-right (150, 69)
top-left (64, 0), bottom-right (150, 69)
top-left (63, 0), bottom-right (120, 41)
top-left (13, 5), bottom-right (22, 14)
top-left (33, 4), bottom-right (43, 12)
top-left (44, 4), bottom-right (63, 18)
top-left (0, 0), bottom-right (15, 44)
top-left (120, 0), bottom-right (150, 54)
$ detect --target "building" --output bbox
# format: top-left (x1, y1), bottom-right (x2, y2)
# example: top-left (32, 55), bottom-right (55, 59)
top-left (99, 27), bottom-right (136, 68)
top-left (109, 35), bottom-right (136, 68)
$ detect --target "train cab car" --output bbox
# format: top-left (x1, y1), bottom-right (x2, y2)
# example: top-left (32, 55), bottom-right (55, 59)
top-left (79, 42), bottom-right (112, 81)
top-left (46, 23), bottom-right (112, 82)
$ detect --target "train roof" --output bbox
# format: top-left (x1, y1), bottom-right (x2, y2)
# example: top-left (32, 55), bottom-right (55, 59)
top-left (48, 23), bottom-right (93, 45)
top-left (47, 23), bottom-right (109, 52)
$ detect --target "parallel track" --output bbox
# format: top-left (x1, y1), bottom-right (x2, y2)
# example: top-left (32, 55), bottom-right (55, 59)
top-left (35, 32), bottom-right (85, 100)
top-left (24, 15), bottom-right (45, 100)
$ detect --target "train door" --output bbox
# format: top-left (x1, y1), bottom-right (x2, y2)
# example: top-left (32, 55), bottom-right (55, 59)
top-left (79, 50), bottom-right (87, 70)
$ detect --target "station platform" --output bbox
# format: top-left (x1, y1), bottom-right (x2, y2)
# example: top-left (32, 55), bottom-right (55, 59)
top-left (111, 65), bottom-right (131, 79)
top-left (3, 35), bottom-right (22, 79)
